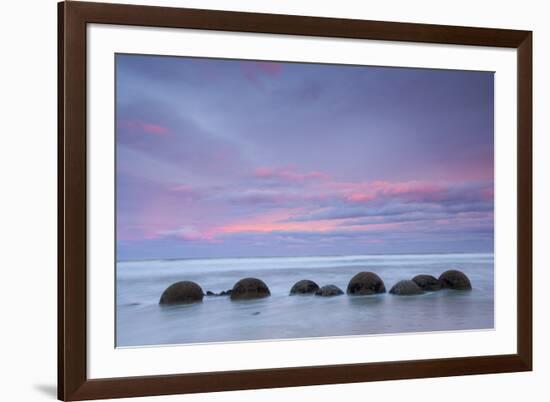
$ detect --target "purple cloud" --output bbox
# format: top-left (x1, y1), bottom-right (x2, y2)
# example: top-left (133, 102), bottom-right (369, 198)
top-left (115, 54), bottom-right (494, 260)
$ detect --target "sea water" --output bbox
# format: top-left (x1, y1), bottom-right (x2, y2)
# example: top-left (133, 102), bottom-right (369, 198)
top-left (116, 253), bottom-right (494, 347)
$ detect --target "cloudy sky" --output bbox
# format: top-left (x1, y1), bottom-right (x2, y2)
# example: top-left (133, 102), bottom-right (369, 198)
top-left (116, 54), bottom-right (494, 260)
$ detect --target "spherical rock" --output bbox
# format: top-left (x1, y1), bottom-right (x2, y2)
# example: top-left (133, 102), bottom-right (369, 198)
top-left (230, 277), bottom-right (271, 300)
top-left (159, 281), bottom-right (204, 305)
top-left (347, 272), bottom-right (386, 295)
top-left (412, 274), bottom-right (442, 291)
top-left (290, 279), bottom-right (320, 295)
top-left (315, 285), bottom-right (344, 297)
top-left (389, 280), bottom-right (423, 295)
top-left (438, 270), bottom-right (472, 290)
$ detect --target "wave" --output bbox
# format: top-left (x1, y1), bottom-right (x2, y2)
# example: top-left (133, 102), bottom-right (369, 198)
top-left (117, 253), bottom-right (494, 278)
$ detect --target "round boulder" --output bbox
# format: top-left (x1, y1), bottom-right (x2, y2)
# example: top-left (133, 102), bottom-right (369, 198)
top-left (290, 279), bottom-right (320, 295)
top-left (438, 270), bottom-right (472, 290)
top-left (315, 285), bottom-right (344, 297)
top-left (159, 281), bottom-right (204, 305)
top-left (389, 280), bottom-right (423, 295)
top-left (412, 274), bottom-right (442, 291)
top-left (230, 277), bottom-right (271, 300)
top-left (347, 272), bottom-right (386, 295)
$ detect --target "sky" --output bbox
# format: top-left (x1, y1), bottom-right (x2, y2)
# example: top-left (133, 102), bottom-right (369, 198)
top-left (116, 54), bottom-right (494, 260)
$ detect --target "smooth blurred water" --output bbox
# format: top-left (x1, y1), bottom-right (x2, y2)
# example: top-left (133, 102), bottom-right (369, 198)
top-left (116, 253), bottom-right (494, 347)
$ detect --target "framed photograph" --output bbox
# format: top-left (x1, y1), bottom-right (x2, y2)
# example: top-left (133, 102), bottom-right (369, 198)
top-left (58, 1), bottom-right (532, 400)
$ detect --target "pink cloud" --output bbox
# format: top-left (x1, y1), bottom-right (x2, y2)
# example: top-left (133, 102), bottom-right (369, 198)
top-left (442, 156), bottom-right (494, 182)
top-left (209, 209), bottom-right (401, 238)
top-left (214, 210), bottom-right (312, 235)
top-left (346, 193), bottom-right (376, 202)
top-left (141, 123), bottom-right (170, 136)
top-left (118, 170), bottom-right (492, 244)
top-left (256, 62), bottom-right (283, 76)
top-left (240, 62), bottom-right (283, 88)
top-left (331, 180), bottom-right (445, 204)
top-left (376, 181), bottom-right (441, 196)
top-left (119, 119), bottom-right (170, 136)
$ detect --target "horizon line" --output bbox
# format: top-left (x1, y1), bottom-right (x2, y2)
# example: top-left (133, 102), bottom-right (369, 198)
top-left (116, 250), bottom-right (495, 264)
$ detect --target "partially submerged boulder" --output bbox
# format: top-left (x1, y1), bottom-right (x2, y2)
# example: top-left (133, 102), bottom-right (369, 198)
top-left (389, 280), bottom-right (423, 295)
top-left (315, 285), bottom-right (344, 297)
top-left (439, 270), bottom-right (472, 290)
top-left (230, 278), bottom-right (271, 300)
top-left (290, 279), bottom-right (320, 295)
top-left (347, 272), bottom-right (386, 295)
top-left (206, 289), bottom-right (232, 296)
top-left (159, 281), bottom-right (204, 305)
top-left (412, 274), bottom-right (442, 291)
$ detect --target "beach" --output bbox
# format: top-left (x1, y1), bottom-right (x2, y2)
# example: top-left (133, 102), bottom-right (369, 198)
top-left (116, 253), bottom-right (494, 347)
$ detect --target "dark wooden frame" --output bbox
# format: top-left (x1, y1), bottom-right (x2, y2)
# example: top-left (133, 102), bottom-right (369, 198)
top-left (58, 1), bottom-right (532, 400)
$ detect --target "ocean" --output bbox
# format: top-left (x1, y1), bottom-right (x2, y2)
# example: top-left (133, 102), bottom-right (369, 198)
top-left (116, 253), bottom-right (494, 347)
